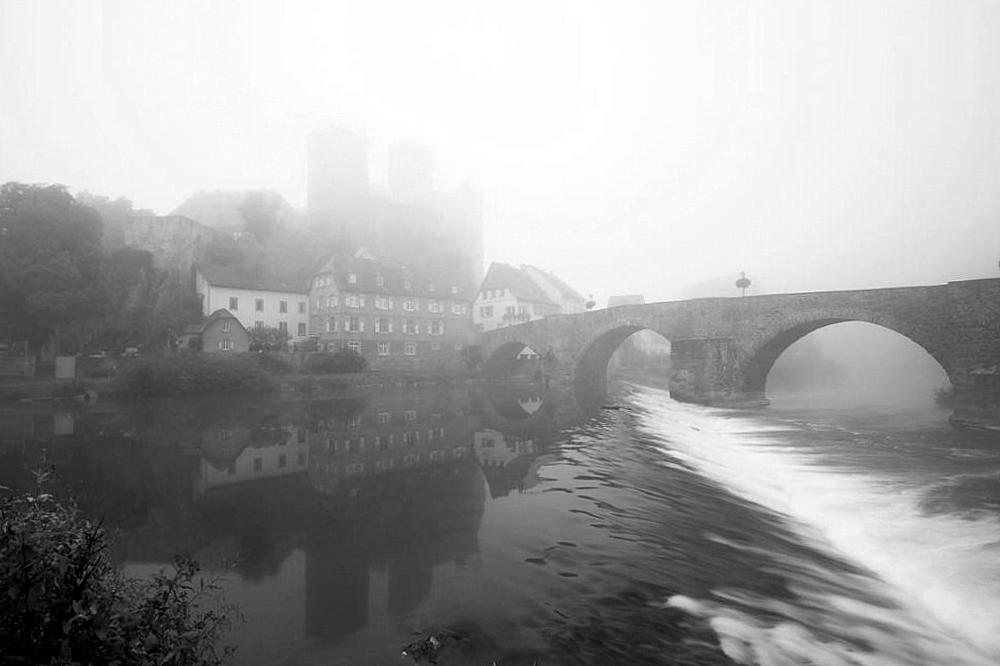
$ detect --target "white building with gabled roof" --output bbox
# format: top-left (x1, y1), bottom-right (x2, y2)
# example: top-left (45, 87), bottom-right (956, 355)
top-left (194, 265), bottom-right (310, 338)
top-left (473, 263), bottom-right (586, 332)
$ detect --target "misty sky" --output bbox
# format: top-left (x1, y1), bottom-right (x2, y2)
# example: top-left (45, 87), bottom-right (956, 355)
top-left (3, 0), bottom-right (1000, 305)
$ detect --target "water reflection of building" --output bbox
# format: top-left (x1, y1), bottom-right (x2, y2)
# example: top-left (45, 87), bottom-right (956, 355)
top-left (475, 386), bottom-right (563, 498)
top-left (308, 389), bottom-right (475, 496)
top-left (474, 428), bottom-right (537, 468)
top-left (303, 389), bottom-right (483, 642)
top-left (305, 460), bottom-right (484, 642)
top-left (196, 424), bottom-right (310, 497)
top-left (0, 385), bottom-right (578, 658)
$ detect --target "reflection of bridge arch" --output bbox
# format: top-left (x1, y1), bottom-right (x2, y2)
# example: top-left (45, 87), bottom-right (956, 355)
top-left (479, 279), bottom-right (1000, 427)
top-left (477, 385), bottom-right (558, 435)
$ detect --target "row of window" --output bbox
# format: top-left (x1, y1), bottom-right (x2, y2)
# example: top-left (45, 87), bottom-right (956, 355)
top-left (314, 294), bottom-right (467, 315)
top-left (229, 296), bottom-right (306, 314)
top-left (247, 451), bottom-right (307, 473)
top-left (252, 321), bottom-right (308, 337)
top-left (313, 409), bottom-right (436, 431)
top-left (342, 448), bottom-right (463, 475)
top-left (480, 288), bottom-right (511, 300)
top-left (321, 317), bottom-right (447, 335)
top-left (322, 428), bottom-right (449, 454)
top-left (479, 304), bottom-right (531, 319)
top-left (314, 273), bottom-right (461, 295)
top-left (328, 340), bottom-right (459, 355)
top-left (317, 340), bottom-right (461, 355)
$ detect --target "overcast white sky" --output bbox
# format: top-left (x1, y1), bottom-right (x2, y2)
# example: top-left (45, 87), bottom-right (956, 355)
top-left (2, 0), bottom-right (1000, 305)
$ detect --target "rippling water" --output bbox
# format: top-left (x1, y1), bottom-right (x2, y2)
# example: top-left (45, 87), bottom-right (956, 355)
top-left (2, 382), bottom-right (998, 665)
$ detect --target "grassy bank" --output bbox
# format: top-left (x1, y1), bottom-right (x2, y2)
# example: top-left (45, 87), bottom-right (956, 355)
top-left (113, 353), bottom-right (280, 397)
top-left (112, 350), bottom-right (378, 397)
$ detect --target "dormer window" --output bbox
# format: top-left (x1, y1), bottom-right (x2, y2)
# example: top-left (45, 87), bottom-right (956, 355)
top-left (348, 273), bottom-right (357, 284)
top-left (450, 285), bottom-right (458, 295)
top-left (427, 282), bottom-right (436, 293)
top-left (375, 275), bottom-right (385, 288)
top-left (403, 279), bottom-right (411, 290)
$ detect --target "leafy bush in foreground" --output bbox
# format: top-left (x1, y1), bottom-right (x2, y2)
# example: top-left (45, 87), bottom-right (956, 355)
top-left (0, 486), bottom-right (238, 665)
top-left (115, 353), bottom-right (276, 397)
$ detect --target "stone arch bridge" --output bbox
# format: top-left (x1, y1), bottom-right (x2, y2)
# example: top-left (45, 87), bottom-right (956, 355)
top-left (479, 278), bottom-right (1000, 428)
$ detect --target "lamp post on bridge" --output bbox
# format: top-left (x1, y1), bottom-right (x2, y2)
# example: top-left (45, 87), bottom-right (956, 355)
top-left (736, 271), bottom-right (751, 297)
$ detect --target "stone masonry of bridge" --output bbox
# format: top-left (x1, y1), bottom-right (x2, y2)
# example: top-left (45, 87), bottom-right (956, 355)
top-left (479, 278), bottom-right (1000, 429)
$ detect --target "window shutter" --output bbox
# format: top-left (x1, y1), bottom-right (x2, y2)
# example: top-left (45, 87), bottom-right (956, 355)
top-left (360, 320), bottom-right (365, 332)
top-left (389, 321), bottom-right (394, 333)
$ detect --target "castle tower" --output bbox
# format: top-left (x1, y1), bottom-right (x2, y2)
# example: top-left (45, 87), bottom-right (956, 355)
top-left (307, 125), bottom-right (369, 216)
top-left (387, 140), bottom-right (434, 207)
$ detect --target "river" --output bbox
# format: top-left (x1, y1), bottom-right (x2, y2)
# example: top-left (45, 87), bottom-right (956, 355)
top-left (1, 382), bottom-right (997, 665)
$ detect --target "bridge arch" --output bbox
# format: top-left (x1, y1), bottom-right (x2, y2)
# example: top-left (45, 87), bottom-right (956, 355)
top-left (573, 321), bottom-right (673, 404)
top-left (483, 340), bottom-right (546, 377)
top-left (740, 309), bottom-right (953, 396)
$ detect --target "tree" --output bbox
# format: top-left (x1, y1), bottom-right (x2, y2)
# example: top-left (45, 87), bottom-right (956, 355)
top-left (248, 325), bottom-right (288, 352)
top-left (97, 247), bottom-right (158, 348)
top-left (237, 191), bottom-right (280, 243)
top-left (148, 277), bottom-right (203, 351)
top-left (0, 183), bottom-right (107, 353)
top-left (75, 190), bottom-right (153, 250)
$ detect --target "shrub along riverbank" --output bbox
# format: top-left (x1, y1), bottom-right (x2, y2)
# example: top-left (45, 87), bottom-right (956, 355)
top-left (113, 354), bottom-right (278, 397)
top-left (112, 350), bottom-right (369, 398)
top-left (0, 481), bottom-right (239, 665)
top-left (1, 350), bottom-right (473, 402)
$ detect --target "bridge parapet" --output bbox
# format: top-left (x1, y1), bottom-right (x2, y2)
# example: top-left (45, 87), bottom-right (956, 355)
top-left (478, 278), bottom-right (1000, 428)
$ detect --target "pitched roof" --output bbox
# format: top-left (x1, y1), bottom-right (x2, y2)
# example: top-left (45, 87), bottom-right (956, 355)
top-left (478, 263), bottom-right (557, 306)
top-left (185, 309), bottom-right (248, 335)
top-left (313, 250), bottom-right (476, 299)
top-left (522, 265), bottom-right (586, 302)
top-left (196, 264), bottom-right (309, 294)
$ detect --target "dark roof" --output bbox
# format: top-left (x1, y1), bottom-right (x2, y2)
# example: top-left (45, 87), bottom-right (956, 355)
top-left (184, 309), bottom-right (248, 335)
top-left (523, 265), bottom-right (585, 302)
top-left (196, 264), bottom-right (309, 294)
top-left (313, 251), bottom-right (476, 299)
top-left (479, 263), bottom-right (557, 306)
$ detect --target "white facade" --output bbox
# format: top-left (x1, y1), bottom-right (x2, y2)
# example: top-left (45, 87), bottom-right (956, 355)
top-left (474, 289), bottom-right (531, 332)
top-left (196, 426), bottom-right (310, 496)
top-left (473, 289), bottom-right (557, 332)
top-left (473, 429), bottom-right (536, 467)
top-left (195, 270), bottom-right (310, 337)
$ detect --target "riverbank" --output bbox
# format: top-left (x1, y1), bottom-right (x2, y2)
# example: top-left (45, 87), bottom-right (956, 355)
top-left (0, 359), bottom-right (475, 404)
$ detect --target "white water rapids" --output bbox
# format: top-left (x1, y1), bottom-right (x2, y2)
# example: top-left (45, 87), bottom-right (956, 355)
top-left (631, 386), bottom-right (1000, 666)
